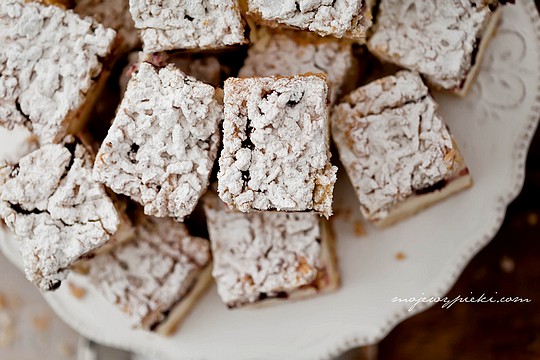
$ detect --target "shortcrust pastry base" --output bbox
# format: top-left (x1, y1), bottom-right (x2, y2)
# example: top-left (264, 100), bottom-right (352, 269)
top-left (373, 172), bottom-right (473, 228)
top-left (155, 265), bottom-right (213, 335)
top-left (457, 8), bottom-right (502, 97)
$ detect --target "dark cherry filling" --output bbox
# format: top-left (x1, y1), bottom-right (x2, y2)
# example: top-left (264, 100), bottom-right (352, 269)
top-left (415, 168), bottom-right (469, 196)
top-left (257, 291), bottom-right (289, 302)
top-left (415, 180), bottom-right (448, 195)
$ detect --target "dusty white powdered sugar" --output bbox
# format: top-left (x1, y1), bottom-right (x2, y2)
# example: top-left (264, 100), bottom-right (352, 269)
top-left (94, 62), bottom-right (222, 221)
top-left (239, 29), bottom-right (353, 103)
top-left (0, 136), bottom-right (119, 291)
top-left (331, 71), bottom-right (457, 222)
top-left (218, 75), bottom-right (337, 217)
top-left (204, 195), bottom-right (321, 307)
top-left (120, 52), bottom-right (224, 95)
top-left (75, 0), bottom-right (140, 52)
top-left (0, 0), bottom-right (116, 144)
top-left (247, 0), bottom-right (371, 39)
top-left (368, 0), bottom-right (495, 91)
top-left (129, 0), bottom-right (246, 52)
top-left (88, 214), bottom-right (210, 329)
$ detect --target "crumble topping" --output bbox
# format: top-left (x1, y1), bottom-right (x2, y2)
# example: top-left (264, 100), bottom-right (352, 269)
top-left (129, 0), bottom-right (246, 52)
top-left (204, 194), bottom-right (321, 307)
top-left (331, 72), bottom-right (460, 222)
top-left (74, 0), bottom-right (140, 52)
top-left (247, 0), bottom-right (372, 39)
top-left (121, 52), bottom-right (224, 94)
top-left (368, 0), bottom-right (497, 91)
top-left (88, 214), bottom-right (210, 329)
top-left (218, 75), bottom-right (337, 217)
top-left (0, 136), bottom-right (120, 291)
top-left (94, 62), bottom-right (222, 221)
top-left (0, 0), bottom-right (116, 144)
top-left (239, 28), bottom-right (354, 103)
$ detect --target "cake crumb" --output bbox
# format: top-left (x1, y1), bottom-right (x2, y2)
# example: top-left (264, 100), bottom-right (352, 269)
top-left (342, 208), bottom-right (352, 222)
top-left (68, 282), bottom-right (87, 300)
top-left (395, 252), bottom-right (406, 261)
top-left (59, 342), bottom-right (75, 357)
top-left (0, 311), bottom-right (14, 348)
top-left (0, 293), bottom-right (6, 310)
top-left (354, 220), bottom-right (365, 237)
top-left (4, 294), bottom-right (23, 310)
top-left (500, 256), bottom-right (515, 273)
top-left (527, 212), bottom-right (538, 226)
top-left (32, 314), bottom-right (52, 332)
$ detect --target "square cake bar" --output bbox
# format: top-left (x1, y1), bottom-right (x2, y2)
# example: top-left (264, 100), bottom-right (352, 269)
top-left (239, 28), bottom-right (356, 103)
top-left (246, 0), bottom-right (373, 41)
top-left (129, 0), bottom-right (246, 53)
top-left (0, 0), bottom-right (117, 144)
top-left (218, 75), bottom-right (337, 217)
top-left (331, 71), bottom-right (472, 227)
top-left (94, 62), bottom-right (222, 221)
top-left (0, 136), bottom-right (121, 291)
top-left (74, 0), bottom-right (140, 53)
top-left (368, 0), bottom-right (502, 96)
top-left (203, 193), bottom-right (339, 308)
top-left (88, 212), bottom-right (212, 334)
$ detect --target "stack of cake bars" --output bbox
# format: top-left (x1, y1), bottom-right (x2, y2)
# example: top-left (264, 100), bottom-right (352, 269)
top-left (0, 0), bottom-right (509, 333)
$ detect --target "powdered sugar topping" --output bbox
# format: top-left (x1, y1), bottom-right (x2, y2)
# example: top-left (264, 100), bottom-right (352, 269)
top-left (247, 0), bottom-right (371, 39)
top-left (218, 75), bottom-right (337, 217)
top-left (75, 0), bottom-right (140, 52)
top-left (0, 0), bottom-right (116, 144)
top-left (94, 62), bottom-right (222, 221)
top-left (368, 0), bottom-right (495, 90)
top-left (0, 137), bottom-right (120, 291)
top-left (332, 72), bottom-right (458, 221)
top-left (129, 0), bottom-right (246, 52)
top-left (204, 195), bottom-right (321, 307)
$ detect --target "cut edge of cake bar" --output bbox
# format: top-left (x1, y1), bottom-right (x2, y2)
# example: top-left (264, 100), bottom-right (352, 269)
top-left (375, 167), bottom-right (472, 227)
top-left (154, 264), bottom-right (213, 335)
top-left (373, 135), bottom-right (472, 228)
top-left (332, 71), bottom-right (473, 228)
top-left (457, 7), bottom-right (501, 97)
top-left (203, 192), bottom-right (340, 309)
